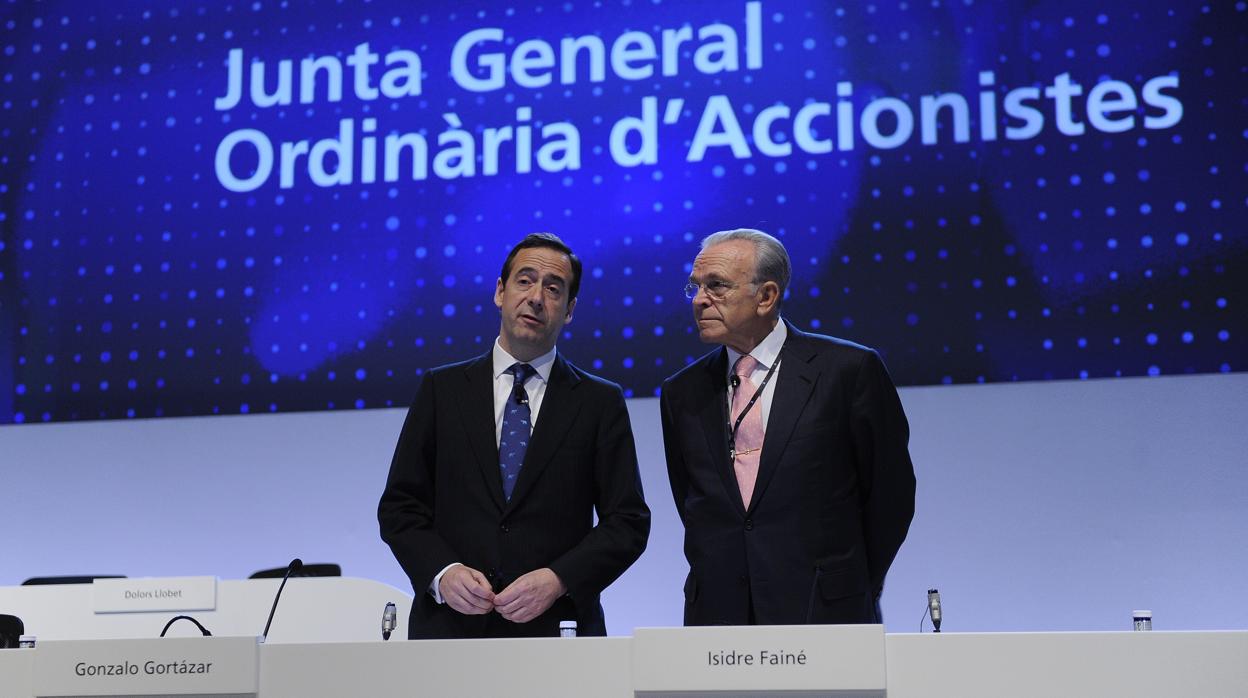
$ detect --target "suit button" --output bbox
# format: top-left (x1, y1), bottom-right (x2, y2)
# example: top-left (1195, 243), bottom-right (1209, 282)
top-left (500, 524), bottom-right (509, 533)
top-left (744, 519), bottom-right (753, 531)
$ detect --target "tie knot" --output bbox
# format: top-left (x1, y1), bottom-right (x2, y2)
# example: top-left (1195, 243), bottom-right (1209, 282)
top-left (733, 354), bottom-right (759, 378)
top-left (509, 362), bottom-right (537, 384)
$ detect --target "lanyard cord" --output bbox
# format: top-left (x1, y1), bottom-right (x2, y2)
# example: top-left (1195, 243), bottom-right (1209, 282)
top-left (726, 358), bottom-right (780, 460)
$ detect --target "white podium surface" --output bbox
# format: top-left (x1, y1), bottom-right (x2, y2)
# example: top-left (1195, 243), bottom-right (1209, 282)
top-left (259, 637), bottom-right (632, 697)
top-left (885, 631), bottom-right (1248, 698)
top-left (633, 625), bottom-right (885, 697)
top-left (2, 629), bottom-right (1246, 696)
top-left (0, 577), bottom-right (411, 643)
top-left (0, 648), bottom-right (35, 698)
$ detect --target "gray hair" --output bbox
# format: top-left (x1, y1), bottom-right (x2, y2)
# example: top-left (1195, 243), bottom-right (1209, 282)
top-left (701, 228), bottom-right (791, 305)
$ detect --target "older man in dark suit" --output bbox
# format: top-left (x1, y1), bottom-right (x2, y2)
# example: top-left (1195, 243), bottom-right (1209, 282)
top-left (379, 233), bottom-right (650, 639)
top-left (661, 228), bottom-right (915, 625)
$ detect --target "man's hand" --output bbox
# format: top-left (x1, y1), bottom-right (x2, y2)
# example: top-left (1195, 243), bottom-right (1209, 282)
top-left (439, 565), bottom-right (495, 615)
top-left (494, 568), bottom-right (567, 624)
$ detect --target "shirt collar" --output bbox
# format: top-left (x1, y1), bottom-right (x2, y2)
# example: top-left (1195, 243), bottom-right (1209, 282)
top-left (726, 318), bottom-right (787, 374)
top-left (492, 338), bottom-right (556, 382)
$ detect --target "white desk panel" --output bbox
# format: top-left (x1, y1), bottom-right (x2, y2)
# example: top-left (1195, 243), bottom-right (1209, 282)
top-left (259, 638), bottom-right (632, 698)
top-left (886, 631), bottom-right (1248, 698)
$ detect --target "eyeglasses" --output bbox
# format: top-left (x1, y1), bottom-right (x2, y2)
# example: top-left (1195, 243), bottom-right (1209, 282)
top-left (683, 279), bottom-right (753, 301)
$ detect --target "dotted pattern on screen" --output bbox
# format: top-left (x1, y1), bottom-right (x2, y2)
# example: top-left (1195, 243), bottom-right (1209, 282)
top-left (0, 1), bottom-right (1244, 423)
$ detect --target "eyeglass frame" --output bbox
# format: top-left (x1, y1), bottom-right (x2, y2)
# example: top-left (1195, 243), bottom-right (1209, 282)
top-left (683, 278), bottom-right (760, 302)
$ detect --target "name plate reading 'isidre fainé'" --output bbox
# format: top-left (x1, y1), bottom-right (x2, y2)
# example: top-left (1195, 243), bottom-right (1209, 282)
top-left (93, 576), bottom-right (217, 613)
top-left (633, 625), bottom-right (886, 696)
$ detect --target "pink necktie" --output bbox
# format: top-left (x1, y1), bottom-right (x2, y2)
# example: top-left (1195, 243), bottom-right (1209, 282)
top-left (731, 355), bottom-right (764, 508)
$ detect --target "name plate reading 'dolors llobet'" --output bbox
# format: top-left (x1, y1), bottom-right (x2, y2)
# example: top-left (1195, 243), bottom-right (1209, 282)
top-left (33, 636), bottom-right (258, 697)
top-left (93, 576), bottom-right (218, 613)
top-left (633, 625), bottom-right (886, 697)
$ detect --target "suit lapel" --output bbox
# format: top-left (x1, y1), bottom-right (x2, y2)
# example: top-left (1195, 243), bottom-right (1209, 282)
top-left (750, 326), bottom-right (818, 513)
top-left (504, 353), bottom-right (582, 511)
top-left (697, 348), bottom-right (743, 516)
top-left (456, 352), bottom-right (506, 513)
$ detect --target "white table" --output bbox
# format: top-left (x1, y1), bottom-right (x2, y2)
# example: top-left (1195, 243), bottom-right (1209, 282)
top-left (0, 577), bottom-right (411, 643)
top-left (1, 621), bottom-right (1245, 697)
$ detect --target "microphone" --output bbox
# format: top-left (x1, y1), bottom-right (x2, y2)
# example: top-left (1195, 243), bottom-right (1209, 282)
top-left (382, 602), bottom-right (397, 641)
top-left (260, 558), bottom-right (302, 643)
top-left (512, 385), bottom-right (529, 405)
top-left (927, 588), bottom-right (942, 632)
top-left (729, 374), bottom-right (741, 389)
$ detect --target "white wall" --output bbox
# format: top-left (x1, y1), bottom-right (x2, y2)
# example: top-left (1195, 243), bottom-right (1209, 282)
top-left (2, 372), bottom-right (1245, 634)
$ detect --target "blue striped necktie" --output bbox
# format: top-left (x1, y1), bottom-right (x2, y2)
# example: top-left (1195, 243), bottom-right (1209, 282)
top-left (499, 363), bottom-right (537, 501)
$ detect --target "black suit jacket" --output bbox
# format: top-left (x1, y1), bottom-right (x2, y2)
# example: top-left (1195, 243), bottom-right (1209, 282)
top-left (379, 350), bottom-right (650, 639)
top-left (660, 323), bottom-right (915, 625)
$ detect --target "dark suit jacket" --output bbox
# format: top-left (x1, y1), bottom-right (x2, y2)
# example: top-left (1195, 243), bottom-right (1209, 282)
top-left (660, 322), bottom-right (915, 625)
top-left (379, 350), bottom-right (650, 639)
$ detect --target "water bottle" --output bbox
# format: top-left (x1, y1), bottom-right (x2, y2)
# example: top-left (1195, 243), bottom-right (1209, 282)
top-left (18, 635), bottom-right (36, 648)
top-left (1132, 610), bottom-right (1152, 631)
top-left (559, 620), bottom-right (577, 638)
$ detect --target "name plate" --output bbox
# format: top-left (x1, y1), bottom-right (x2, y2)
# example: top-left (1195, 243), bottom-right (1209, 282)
top-left (93, 576), bottom-right (217, 613)
top-left (33, 636), bottom-right (258, 697)
top-left (633, 625), bottom-right (886, 696)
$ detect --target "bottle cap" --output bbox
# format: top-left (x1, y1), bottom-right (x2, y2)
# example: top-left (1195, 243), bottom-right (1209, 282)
top-left (1132, 610), bottom-right (1152, 619)
top-left (559, 620), bottom-right (577, 629)
top-left (18, 634), bottom-right (36, 647)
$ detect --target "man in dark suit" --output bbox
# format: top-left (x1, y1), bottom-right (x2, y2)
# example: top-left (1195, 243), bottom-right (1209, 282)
top-left (379, 233), bottom-right (650, 639)
top-left (661, 228), bottom-right (915, 625)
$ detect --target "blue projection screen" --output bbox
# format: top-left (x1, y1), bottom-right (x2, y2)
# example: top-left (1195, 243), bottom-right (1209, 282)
top-left (1, 0), bottom-right (1244, 424)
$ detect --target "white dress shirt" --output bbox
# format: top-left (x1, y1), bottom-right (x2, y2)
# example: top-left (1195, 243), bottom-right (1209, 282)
top-left (724, 319), bottom-right (787, 430)
top-left (491, 339), bottom-right (556, 446)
